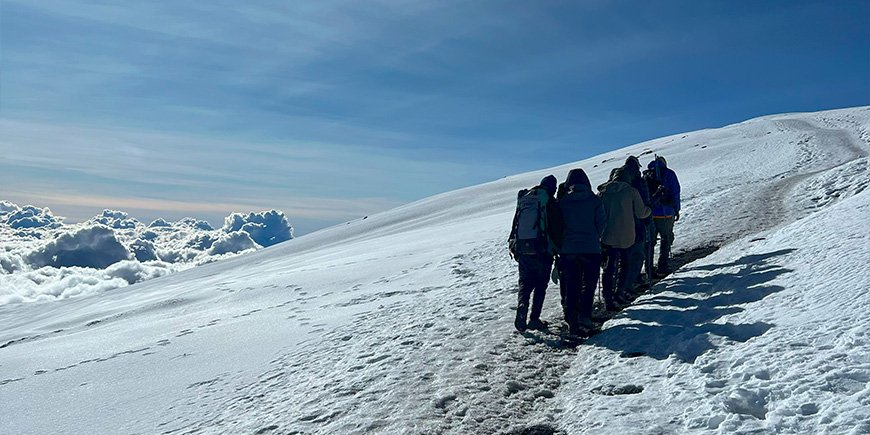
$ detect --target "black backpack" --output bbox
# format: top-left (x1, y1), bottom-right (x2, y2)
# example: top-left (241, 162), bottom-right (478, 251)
top-left (644, 168), bottom-right (673, 207)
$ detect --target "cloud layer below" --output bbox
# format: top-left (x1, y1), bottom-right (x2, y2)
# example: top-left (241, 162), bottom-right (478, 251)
top-left (0, 200), bottom-right (293, 305)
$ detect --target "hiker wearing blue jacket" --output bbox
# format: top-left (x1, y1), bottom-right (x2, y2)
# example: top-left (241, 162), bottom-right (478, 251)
top-left (644, 156), bottom-right (681, 276)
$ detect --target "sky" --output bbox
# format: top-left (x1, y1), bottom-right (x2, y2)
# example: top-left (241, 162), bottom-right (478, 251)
top-left (1, 0), bottom-right (868, 234)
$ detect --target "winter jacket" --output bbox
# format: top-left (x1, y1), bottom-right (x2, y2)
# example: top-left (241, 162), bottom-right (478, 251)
top-left (557, 169), bottom-right (606, 254)
top-left (646, 159), bottom-right (681, 217)
top-left (622, 158), bottom-right (651, 242)
top-left (597, 180), bottom-right (651, 249)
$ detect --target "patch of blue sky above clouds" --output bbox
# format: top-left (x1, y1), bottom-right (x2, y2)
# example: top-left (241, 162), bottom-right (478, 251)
top-left (1, 0), bottom-right (868, 233)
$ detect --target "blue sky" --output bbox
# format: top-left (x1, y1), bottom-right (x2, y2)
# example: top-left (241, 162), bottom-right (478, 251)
top-left (1, 0), bottom-right (868, 234)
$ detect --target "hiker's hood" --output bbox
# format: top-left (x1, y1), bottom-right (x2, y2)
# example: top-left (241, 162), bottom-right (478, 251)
top-left (539, 175), bottom-right (557, 196)
top-left (565, 169), bottom-right (591, 190)
top-left (648, 157), bottom-right (667, 171)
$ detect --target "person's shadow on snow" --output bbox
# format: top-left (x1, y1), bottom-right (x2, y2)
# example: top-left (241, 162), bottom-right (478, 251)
top-left (591, 249), bottom-right (795, 363)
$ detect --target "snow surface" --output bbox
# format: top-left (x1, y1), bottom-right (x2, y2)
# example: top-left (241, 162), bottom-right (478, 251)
top-left (1, 107), bottom-right (868, 434)
top-left (0, 206), bottom-right (293, 305)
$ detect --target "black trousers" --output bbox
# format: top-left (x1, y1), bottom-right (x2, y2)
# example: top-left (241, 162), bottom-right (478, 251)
top-left (602, 246), bottom-right (627, 306)
top-left (516, 252), bottom-right (553, 321)
top-left (559, 253), bottom-right (601, 325)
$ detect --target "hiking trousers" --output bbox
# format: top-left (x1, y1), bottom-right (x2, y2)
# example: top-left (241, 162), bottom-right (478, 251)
top-left (601, 246), bottom-right (628, 308)
top-left (624, 239), bottom-right (646, 291)
top-left (652, 216), bottom-right (676, 272)
top-left (559, 253), bottom-right (601, 326)
top-left (516, 252), bottom-right (553, 322)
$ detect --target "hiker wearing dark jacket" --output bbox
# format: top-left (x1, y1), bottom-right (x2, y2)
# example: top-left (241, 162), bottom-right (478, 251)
top-left (557, 168), bottom-right (606, 334)
top-left (645, 156), bottom-right (681, 275)
top-left (508, 175), bottom-right (563, 332)
top-left (622, 156), bottom-right (652, 289)
top-left (597, 168), bottom-right (651, 310)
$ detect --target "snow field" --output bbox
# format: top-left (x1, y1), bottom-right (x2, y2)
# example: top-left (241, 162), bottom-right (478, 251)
top-left (557, 188), bottom-right (870, 434)
top-left (1, 106), bottom-right (868, 434)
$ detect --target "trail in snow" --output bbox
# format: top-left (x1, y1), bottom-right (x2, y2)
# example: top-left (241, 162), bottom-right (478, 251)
top-left (1, 107), bottom-right (868, 435)
top-left (158, 238), bottom-right (577, 434)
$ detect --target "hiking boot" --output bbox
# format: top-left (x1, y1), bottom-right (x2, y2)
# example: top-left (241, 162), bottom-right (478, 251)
top-left (576, 317), bottom-right (596, 331)
top-left (514, 307), bottom-right (528, 332)
top-left (527, 318), bottom-right (548, 331)
top-left (656, 264), bottom-right (672, 276)
top-left (568, 324), bottom-right (586, 337)
top-left (654, 269), bottom-right (670, 279)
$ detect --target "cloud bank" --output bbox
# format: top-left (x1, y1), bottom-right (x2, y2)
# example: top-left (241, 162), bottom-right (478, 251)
top-left (0, 200), bottom-right (293, 305)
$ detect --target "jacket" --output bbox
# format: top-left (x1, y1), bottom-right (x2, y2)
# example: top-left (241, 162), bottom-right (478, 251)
top-left (557, 169), bottom-right (606, 254)
top-left (622, 159), bottom-right (651, 242)
top-left (597, 180), bottom-right (651, 249)
top-left (646, 159), bottom-right (681, 217)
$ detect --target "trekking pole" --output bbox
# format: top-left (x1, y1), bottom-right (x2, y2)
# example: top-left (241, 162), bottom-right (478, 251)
top-left (597, 269), bottom-right (603, 307)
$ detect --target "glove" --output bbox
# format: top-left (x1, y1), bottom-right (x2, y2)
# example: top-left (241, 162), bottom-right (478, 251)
top-left (551, 267), bottom-right (560, 284)
top-left (675, 211), bottom-right (680, 222)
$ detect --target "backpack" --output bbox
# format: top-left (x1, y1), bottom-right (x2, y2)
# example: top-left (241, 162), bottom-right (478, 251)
top-left (644, 166), bottom-right (674, 207)
top-left (509, 188), bottom-right (549, 256)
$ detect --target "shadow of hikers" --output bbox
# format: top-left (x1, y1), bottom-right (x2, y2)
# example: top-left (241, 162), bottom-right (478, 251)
top-left (590, 249), bottom-right (795, 363)
top-left (679, 248), bottom-right (797, 273)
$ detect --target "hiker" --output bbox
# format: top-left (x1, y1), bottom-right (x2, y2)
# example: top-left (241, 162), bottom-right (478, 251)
top-left (597, 168), bottom-right (651, 310)
top-left (644, 156), bottom-right (681, 276)
top-left (556, 169), bottom-right (606, 335)
top-left (508, 175), bottom-right (563, 332)
top-left (621, 156), bottom-right (652, 290)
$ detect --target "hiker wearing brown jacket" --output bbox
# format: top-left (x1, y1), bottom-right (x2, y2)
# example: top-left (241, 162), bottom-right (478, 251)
top-left (597, 168), bottom-right (651, 310)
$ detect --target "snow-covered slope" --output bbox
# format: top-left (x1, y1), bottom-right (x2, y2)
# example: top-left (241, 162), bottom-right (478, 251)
top-left (1, 107), bottom-right (868, 434)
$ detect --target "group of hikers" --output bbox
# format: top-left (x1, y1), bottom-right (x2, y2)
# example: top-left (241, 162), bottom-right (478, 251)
top-left (508, 155), bottom-right (681, 336)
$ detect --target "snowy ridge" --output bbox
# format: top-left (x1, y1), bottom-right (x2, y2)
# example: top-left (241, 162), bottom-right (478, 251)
top-left (0, 106), bottom-right (868, 434)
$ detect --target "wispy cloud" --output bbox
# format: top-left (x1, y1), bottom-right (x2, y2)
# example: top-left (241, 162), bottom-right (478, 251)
top-left (5, 190), bottom-right (400, 221)
top-left (2, 0), bottom-right (867, 233)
